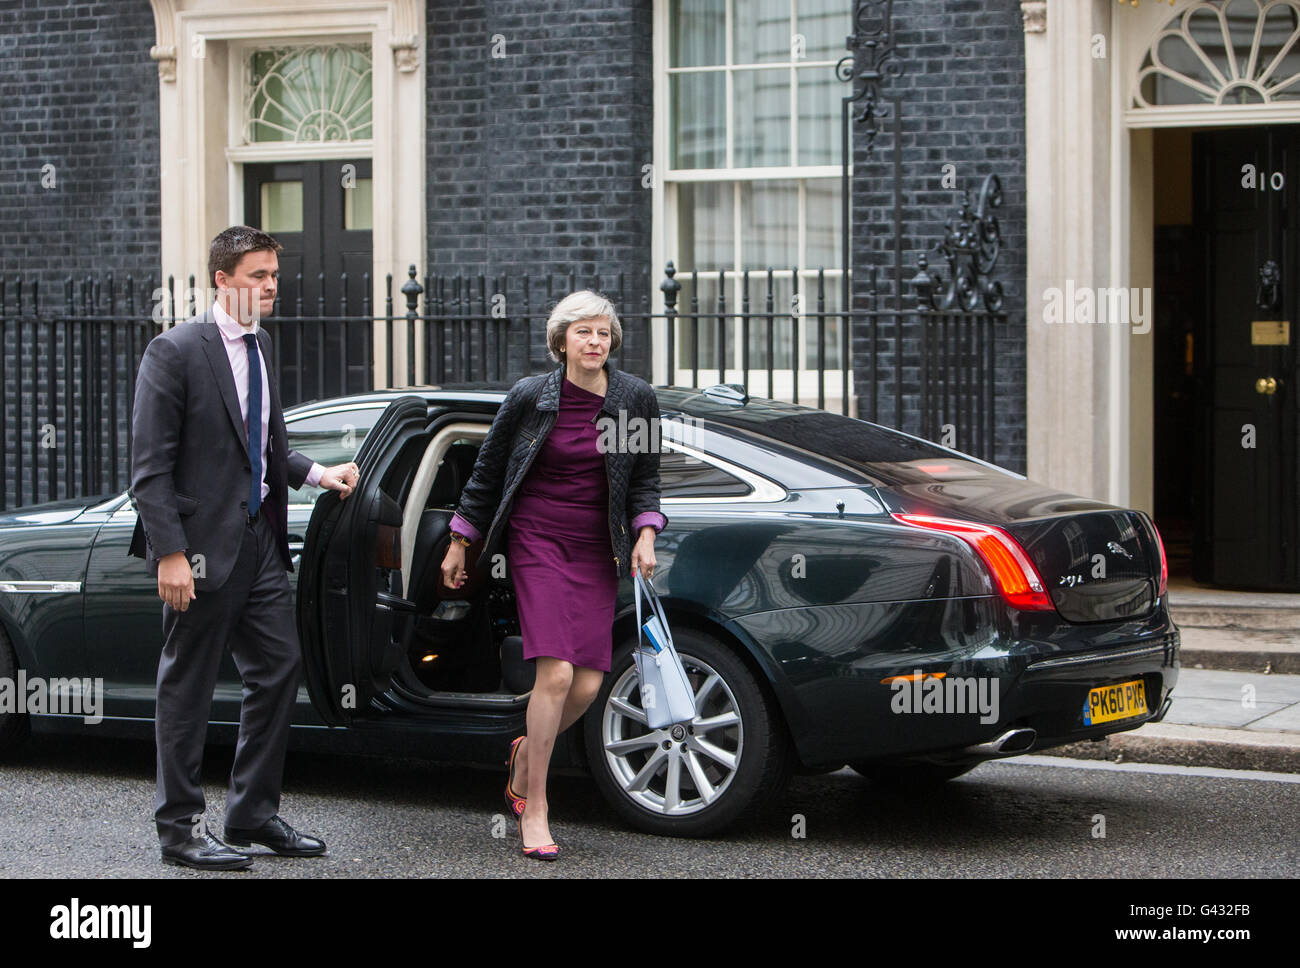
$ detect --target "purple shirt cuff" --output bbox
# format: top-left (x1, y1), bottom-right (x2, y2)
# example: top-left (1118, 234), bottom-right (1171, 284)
top-left (631, 511), bottom-right (667, 534)
top-left (305, 462), bottom-right (325, 488)
top-left (449, 512), bottom-right (482, 543)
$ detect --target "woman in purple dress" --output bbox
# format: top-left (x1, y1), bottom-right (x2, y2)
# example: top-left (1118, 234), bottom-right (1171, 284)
top-left (439, 291), bottom-right (667, 861)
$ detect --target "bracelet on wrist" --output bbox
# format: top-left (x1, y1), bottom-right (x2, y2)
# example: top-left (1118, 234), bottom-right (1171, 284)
top-left (449, 531), bottom-right (471, 547)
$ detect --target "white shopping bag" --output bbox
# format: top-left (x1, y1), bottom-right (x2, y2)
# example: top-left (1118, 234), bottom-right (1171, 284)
top-left (632, 571), bottom-right (697, 729)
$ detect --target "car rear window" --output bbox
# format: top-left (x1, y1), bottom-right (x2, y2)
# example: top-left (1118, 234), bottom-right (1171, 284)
top-left (659, 391), bottom-right (1021, 486)
top-left (677, 395), bottom-right (952, 463)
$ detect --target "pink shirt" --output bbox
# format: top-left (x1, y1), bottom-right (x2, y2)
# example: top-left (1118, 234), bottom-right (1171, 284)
top-left (212, 301), bottom-right (324, 499)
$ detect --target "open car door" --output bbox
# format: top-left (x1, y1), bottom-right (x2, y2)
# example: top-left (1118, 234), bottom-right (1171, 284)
top-left (297, 395), bottom-right (428, 726)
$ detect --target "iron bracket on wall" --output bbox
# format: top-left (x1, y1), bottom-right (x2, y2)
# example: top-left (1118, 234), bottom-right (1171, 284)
top-left (911, 174), bottom-right (1006, 313)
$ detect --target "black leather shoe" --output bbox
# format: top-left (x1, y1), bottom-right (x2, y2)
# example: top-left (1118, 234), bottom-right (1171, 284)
top-left (224, 815), bottom-right (326, 857)
top-left (160, 833), bottom-right (254, 871)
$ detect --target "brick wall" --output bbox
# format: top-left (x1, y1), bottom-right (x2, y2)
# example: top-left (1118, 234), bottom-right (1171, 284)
top-left (0, 1), bottom-right (161, 509)
top-left (849, 0), bottom-right (1027, 473)
top-left (0, 0), bottom-right (161, 286)
top-left (424, 0), bottom-right (656, 379)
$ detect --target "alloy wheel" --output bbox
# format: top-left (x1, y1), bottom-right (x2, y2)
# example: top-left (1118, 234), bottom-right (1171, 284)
top-left (600, 653), bottom-right (744, 816)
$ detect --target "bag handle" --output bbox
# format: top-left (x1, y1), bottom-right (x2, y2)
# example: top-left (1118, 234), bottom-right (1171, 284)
top-left (633, 569), bottom-right (671, 653)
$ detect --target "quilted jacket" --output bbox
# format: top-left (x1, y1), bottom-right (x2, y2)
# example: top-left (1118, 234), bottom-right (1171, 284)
top-left (449, 361), bottom-right (668, 579)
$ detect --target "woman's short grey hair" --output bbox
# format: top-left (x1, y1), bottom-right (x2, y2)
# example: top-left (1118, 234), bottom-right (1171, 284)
top-left (545, 290), bottom-right (622, 363)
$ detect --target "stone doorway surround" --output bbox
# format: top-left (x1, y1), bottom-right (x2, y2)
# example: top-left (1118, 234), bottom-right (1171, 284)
top-left (147, 0), bottom-right (426, 386)
top-left (1023, 0), bottom-right (1300, 513)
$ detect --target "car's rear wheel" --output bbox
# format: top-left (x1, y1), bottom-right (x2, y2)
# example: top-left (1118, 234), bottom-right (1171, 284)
top-left (0, 625), bottom-right (31, 757)
top-left (584, 627), bottom-right (791, 837)
top-left (849, 762), bottom-right (978, 785)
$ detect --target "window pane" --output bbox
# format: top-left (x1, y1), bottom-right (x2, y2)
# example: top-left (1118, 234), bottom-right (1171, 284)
top-left (260, 181), bottom-right (303, 233)
top-left (805, 178), bottom-right (841, 269)
top-left (733, 271), bottom-right (795, 371)
top-left (795, 0), bottom-right (851, 61)
top-left (1153, 34), bottom-right (1217, 104)
top-left (694, 296), bottom-right (735, 374)
top-left (762, 274), bottom-right (796, 369)
top-left (799, 270), bottom-right (843, 368)
top-left (344, 178), bottom-right (373, 230)
top-left (674, 274), bottom-right (723, 371)
top-left (798, 64), bottom-right (841, 165)
top-left (739, 180), bottom-right (797, 269)
top-left (247, 44), bottom-right (373, 143)
top-left (1256, 3), bottom-right (1300, 100)
top-left (660, 449), bottom-right (751, 498)
top-left (734, 68), bottom-right (791, 167)
top-left (677, 182), bottom-right (734, 271)
top-left (671, 72), bottom-right (726, 168)
top-left (735, 0), bottom-right (792, 64)
top-left (671, 0), bottom-right (725, 67)
top-left (286, 409), bottom-right (380, 504)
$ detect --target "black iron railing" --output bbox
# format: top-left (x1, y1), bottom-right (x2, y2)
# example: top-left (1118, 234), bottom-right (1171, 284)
top-left (0, 254), bottom-right (1005, 511)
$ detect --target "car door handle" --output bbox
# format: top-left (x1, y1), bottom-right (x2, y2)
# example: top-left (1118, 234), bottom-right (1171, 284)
top-left (289, 535), bottom-right (305, 567)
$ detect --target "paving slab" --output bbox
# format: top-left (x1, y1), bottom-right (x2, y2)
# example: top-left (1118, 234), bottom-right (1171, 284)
top-left (1159, 696), bottom-right (1287, 728)
top-left (1168, 667), bottom-right (1300, 703)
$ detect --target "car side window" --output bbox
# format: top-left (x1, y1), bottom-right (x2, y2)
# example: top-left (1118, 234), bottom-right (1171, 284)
top-left (286, 408), bottom-right (383, 504)
top-left (660, 449), bottom-right (751, 499)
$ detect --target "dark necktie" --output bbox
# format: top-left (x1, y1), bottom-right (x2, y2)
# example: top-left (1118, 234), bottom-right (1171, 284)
top-left (242, 333), bottom-right (262, 518)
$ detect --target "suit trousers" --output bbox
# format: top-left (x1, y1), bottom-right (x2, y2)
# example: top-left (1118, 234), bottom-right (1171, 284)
top-left (154, 510), bottom-right (301, 846)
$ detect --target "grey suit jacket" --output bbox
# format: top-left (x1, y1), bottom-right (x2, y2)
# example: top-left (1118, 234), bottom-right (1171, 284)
top-left (127, 308), bottom-right (315, 593)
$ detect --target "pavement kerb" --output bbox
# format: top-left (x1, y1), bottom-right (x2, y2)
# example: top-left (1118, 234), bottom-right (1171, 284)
top-left (1047, 722), bottom-right (1300, 774)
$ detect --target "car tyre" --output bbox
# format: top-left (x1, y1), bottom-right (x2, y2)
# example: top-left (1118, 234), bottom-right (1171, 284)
top-left (848, 761), bottom-right (978, 785)
top-left (584, 627), bottom-right (792, 837)
top-left (0, 625), bottom-right (31, 757)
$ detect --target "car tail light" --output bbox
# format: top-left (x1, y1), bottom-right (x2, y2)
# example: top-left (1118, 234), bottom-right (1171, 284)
top-left (891, 513), bottom-right (1055, 611)
top-left (1149, 519), bottom-right (1168, 599)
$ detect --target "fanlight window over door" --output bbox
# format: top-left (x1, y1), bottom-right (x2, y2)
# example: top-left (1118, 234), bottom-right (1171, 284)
top-left (244, 44), bottom-right (374, 143)
top-left (1134, 0), bottom-right (1300, 107)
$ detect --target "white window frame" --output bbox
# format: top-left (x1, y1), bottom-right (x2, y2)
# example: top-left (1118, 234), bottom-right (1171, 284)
top-left (226, 38), bottom-right (377, 163)
top-left (652, 0), bottom-right (852, 412)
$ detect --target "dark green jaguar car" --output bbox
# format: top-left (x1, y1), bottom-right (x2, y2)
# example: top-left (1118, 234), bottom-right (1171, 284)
top-left (0, 384), bottom-right (1179, 836)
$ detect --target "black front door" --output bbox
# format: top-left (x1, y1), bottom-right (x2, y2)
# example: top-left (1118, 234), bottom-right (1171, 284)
top-left (244, 159), bottom-right (373, 405)
top-left (1196, 127), bottom-right (1300, 589)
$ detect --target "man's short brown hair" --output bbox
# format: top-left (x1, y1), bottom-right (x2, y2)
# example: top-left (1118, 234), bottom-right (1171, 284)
top-left (208, 225), bottom-right (283, 288)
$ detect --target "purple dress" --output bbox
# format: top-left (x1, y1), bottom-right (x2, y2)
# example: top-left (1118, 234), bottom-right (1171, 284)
top-left (507, 376), bottom-right (618, 671)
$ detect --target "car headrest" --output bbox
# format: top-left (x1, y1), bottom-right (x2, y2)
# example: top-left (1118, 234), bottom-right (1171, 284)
top-left (427, 442), bottom-right (481, 508)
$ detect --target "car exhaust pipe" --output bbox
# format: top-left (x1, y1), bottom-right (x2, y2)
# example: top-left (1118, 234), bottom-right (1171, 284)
top-left (962, 727), bottom-right (1037, 758)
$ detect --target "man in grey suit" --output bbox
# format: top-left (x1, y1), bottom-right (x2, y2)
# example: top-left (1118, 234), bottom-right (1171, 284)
top-left (129, 226), bottom-right (359, 870)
